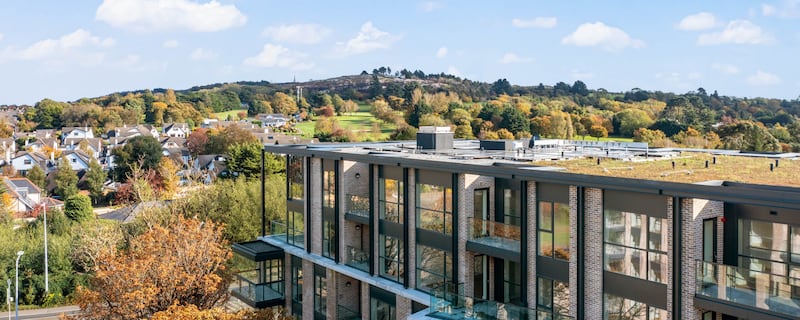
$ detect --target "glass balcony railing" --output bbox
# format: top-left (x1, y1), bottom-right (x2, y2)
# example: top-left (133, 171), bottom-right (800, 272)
top-left (468, 218), bottom-right (521, 253)
top-left (428, 283), bottom-right (572, 320)
top-left (337, 304), bottom-right (362, 320)
top-left (345, 245), bottom-right (369, 272)
top-left (231, 274), bottom-right (284, 306)
top-left (270, 220), bottom-right (305, 248)
top-left (346, 194), bottom-right (370, 218)
top-left (696, 260), bottom-right (800, 316)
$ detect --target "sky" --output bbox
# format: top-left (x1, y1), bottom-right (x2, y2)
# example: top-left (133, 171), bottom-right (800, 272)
top-left (0, 0), bottom-right (799, 105)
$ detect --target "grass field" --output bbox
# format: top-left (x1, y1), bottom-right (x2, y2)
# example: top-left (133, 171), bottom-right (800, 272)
top-left (213, 109), bottom-right (250, 121)
top-left (294, 104), bottom-right (397, 140)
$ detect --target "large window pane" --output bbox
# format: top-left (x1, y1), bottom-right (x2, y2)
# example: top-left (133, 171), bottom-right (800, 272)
top-left (604, 209), bottom-right (666, 283)
top-left (416, 182), bottom-right (453, 235)
top-left (371, 298), bottom-right (395, 320)
top-left (539, 202), bottom-right (553, 231)
top-left (379, 235), bottom-right (404, 283)
top-left (539, 201), bottom-right (570, 261)
top-left (288, 155), bottom-right (303, 200)
top-left (539, 231), bottom-right (553, 257)
top-left (380, 178), bottom-right (403, 224)
top-left (604, 293), bottom-right (648, 320)
top-left (416, 245), bottom-right (451, 294)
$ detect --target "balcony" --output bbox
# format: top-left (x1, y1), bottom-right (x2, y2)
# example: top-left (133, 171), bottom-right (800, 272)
top-left (230, 241), bottom-right (286, 308)
top-left (695, 260), bottom-right (800, 320)
top-left (269, 220), bottom-right (305, 249)
top-left (345, 194), bottom-right (370, 223)
top-left (345, 245), bottom-right (370, 272)
top-left (231, 274), bottom-right (284, 308)
top-left (337, 304), bottom-right (362, 320)
top-left (428, 284), bottom-right (572, 320)
top-left (466, 218), bottom-right (520, 261)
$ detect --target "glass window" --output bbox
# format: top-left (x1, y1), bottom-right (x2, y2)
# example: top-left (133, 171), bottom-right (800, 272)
top-left (416, 244), bottom-right (451, 294)
top-left (603, 210), bottom-right (667, 284)
top-left (291, 257), bottom-right (303, 318)
top-left (322, 219), bottom-right (335, 259)
top-left (504, 261), bottom-right (521, 305)
top-left (379, 178), bottom-right (403, 224)
top-left (371, 298), bottom-right (396, 320)
top-left (416, 183), bottom-right (453, 234)
top-left (604, 293), bottom-right (666, 320)
top-left (503, 189), bottom-right (521, 226)
top-left (314, 271), bottom-right (327, 316)
top-left (537, 277), bottom-right (570, 316)
top-left (738, 219), bottom-right (799, 278)
top-left (287, 210), bottom-right (305, 248)
top-left (539, 201), bottom-right (570, 261)
top-left (288, 155), bottom-right (304, 200)
top-left (323, 170), bottom-right (335, 208)
top-left (379, 234), bottom-right (404, 283)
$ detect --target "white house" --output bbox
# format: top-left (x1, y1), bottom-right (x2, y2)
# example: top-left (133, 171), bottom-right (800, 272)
top-left (62, 150), bottom-right (92, 171)
top-left (257, 114), bottom-right (288, 127)
top-left (9, 151), bottom-right (49, 175)
top-left (61, 127), bottom-right (94, 142)
top-left (2, 177), bottom-right (42, 214)
top-left (163, 123), bottom-right (190, 138)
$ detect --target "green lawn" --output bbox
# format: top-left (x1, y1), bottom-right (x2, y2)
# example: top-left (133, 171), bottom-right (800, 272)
top-left (213, 109), bottom-right (250, 121)
top-left (294, 105), bottom-right (397, 141)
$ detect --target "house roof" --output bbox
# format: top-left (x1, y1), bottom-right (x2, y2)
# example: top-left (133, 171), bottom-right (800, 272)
top-left (4, 177), bottom-right (40, 194)
top-left (161, 136), bottom-right (186, 146)
top-left (164, 123), bottom-right (189, 131)
top-left (62, 138), bottom-right (103, 149)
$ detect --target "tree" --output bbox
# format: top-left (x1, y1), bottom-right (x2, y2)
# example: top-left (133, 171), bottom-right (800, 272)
top-left (589, 125), bottom-right (608, 140)
top-left (33, 99), bottom-right (65, 129)
top-left (186, 128), bottom-right (210, 157)
top-left (85, 159), bottom-right (106, 204)
top-left (71, 222), bottom-right (123, 273)
top-left (206, 125), bottom-right (257, 154)
top-left (151, 304), bottom-right (293, 320)
top-left (64, 194), bottom-right (93, 222)
top-left (225, 143), bottom-right (262, 179)
top-left (614, 109), bottom-right (654, 137)
top-left (112, 135), bottom-right (163, 181)
top-left (271, 92), bottom-right (298, 115)
top-left (54, 159), bottom-right (78, 199)
top-left (26, 165), bottom-right (46, 190)
top-left (717, 120), bottom-right (781, 152)
top-left (72, 217), bottom-right (231, 319)
top-left (157, 157), bottom-right (180, 199)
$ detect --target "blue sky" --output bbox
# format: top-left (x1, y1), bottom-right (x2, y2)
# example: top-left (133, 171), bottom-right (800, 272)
top-left (0, 0), bottom-right (798, 105)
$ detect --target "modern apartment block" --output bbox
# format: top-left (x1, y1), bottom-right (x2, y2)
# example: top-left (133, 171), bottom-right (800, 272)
top-left (231, 128), bottom-right (800, 320)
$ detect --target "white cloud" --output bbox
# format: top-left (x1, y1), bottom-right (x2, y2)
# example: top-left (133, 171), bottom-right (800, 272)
top-left (419, 1), bottom-right (444, 12)
top-left (0, 29), bottom-right (114, 62)
top-left (436, 47), bottom-right (447, 58)
top-left (561, 22), bottom-right (644, 51)
top-left (711, 63), bottom-right (740, 75)
top-left (337, 22), bottom-right (401, 56)
top-left (697, 20), bottom-right (773, 45)
top-left (570, 70), bottom-right (594, 80)
top-left (244, 43), bottom-right (313, 70)
top-left (512, 17), bottom-right (557, 29)
top-left (262, 24), bottom-right (331, 45)
top-left (499, 53), bottom-right (532, 64)
top-left (190, 48), bottom-right (217, 61)
top-left (163, 40), bottom-right (179, 48)
top-left (446, 66), bottom-right (461, 77)
top-left (747, 70), bottom-right (781, 86)
top-left (95, 0), bottom-right (247, 32)
top-left (676, 12), bottom-right (718, 31)
top-left (762, 4), bottom-right (777, 16)
top-left (655, 71), bottom-right (700, 90)
top-left (760, 0), bottom-right (800, 18)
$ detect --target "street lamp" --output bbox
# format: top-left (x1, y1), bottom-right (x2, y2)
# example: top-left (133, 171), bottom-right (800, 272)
top-left (42, 203), bottom-right (48, 293)
top-left (6, 279), bottom-right (10, 320)
top-left (15, 251), bottom-right (23, 320)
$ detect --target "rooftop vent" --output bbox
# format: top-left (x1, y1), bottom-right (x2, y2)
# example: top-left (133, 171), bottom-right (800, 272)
top-left (416, 126), bottom-right (453, 151)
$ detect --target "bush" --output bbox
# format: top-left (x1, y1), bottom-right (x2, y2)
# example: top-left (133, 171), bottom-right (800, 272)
top-left (64, 195), bottom-right (93, 222)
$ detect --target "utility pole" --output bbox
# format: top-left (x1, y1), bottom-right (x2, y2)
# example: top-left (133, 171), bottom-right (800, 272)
top-left (15, 251), bottom-right (23, 320)
top-left (42, 203), bottom-right (48, 293)
top-left (6, 279), bottom-right (10, 320)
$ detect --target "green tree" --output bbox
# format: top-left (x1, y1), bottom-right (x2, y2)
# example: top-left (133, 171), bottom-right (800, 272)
top-left (589, 125), bottom-right (608, 141)
top-left (112, 136), bottom-right (163, 181)
top-left (225, 143), bottom-right (263, 179)
top-left (64, 194), bottom-right (93, 222)
top-left (85, 159), bottom-right (106, 204)
top-left (26, 165), bottom-right (47, 190)
top-left (614, 109), bottom-right (654, 137)
top-left (717, 120), bottom-right (781, 152)
top-left (33, 99), bottom-right (66, 129)
top-left (54, 159), bottom-right (78, 199)
top-left (331, 94), bottom-right (345, 114)
top-left (205, 125), bottom-right (256, 154)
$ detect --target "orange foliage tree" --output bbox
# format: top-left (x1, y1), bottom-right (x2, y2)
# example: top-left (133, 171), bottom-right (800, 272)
top-left (71, 216), bottom-right (231, 319)
top-left (151, 304), bottom-right (293, 320)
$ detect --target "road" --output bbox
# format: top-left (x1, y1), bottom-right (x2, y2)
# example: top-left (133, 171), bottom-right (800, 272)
top-left (3, 305), bottom-right (79, 320)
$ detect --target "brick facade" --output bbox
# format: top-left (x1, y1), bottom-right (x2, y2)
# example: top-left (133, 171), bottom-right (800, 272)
top-left (584, 187), bottom-right (603, 319)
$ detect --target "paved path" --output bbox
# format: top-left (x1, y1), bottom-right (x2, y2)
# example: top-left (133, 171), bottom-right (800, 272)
top-left (5, 305), bottom-right (79, 320)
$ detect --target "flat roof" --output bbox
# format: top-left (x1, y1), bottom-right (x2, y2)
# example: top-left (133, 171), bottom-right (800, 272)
top-left (264, 139), bottom-right (800, 210)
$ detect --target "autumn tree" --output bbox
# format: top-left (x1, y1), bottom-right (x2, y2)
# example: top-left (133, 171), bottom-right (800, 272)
top-left (71, 222), bottom-right (123, 273)
top-left (589, 125), bottom-right (608, 141)
top-left (271, 92), bottom-right (298, 115)
top-left (54, 159), bottom-right (78, 199)
top-left (186, 128), bottom-right (210, 157)
top-left (151, 304), bottom-right (292, 320)
top-left (72, 217), bottom-right (231, 319)
top-left (206, 125), bottom-right (257, 154)
top-left (158, 157), bottom-right (180, 199)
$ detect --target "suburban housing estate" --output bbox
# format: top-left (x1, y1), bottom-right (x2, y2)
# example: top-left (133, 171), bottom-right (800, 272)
top-left (231, 127), bottom-right (800, 320)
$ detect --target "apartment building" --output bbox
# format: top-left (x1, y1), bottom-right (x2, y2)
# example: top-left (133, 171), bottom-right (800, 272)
top-left (231, 128), bottom-right (800, 320)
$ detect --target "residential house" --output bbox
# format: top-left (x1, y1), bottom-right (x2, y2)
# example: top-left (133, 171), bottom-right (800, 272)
top-left (2, 177), bottom-right (44, 215)
top-left (257, 113), bottom-right (288, 127)
top-left (61, 127), bottom-right (94, 142)
top-left (9, 151), bottom-right (50, 175)
top-left (194, 154), bottom-right (226, 184)
top-left (163, 123), bottom-right (190, 138)
top-left (61, 150), bottom-right (92, 171)
top-left (0, 138), bottom-right (16, 166)
top-left (62, 138), bottom-right (103, 158)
